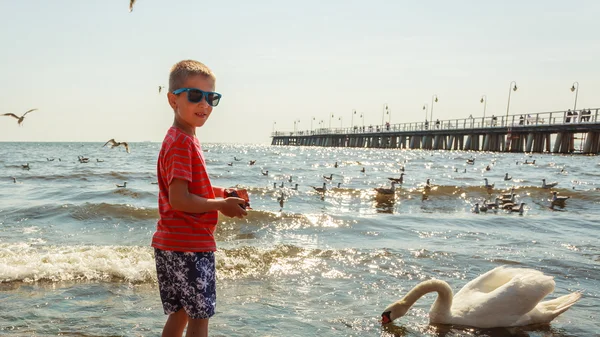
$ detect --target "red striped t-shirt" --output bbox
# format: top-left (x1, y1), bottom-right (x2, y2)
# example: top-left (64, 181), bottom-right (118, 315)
top-left (151, 126), bottom-right (218, 252)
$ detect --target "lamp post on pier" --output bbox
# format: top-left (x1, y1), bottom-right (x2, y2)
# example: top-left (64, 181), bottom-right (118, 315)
top-left (293, 119), bottom-right (300, 133)
top-left (571, 82), bottom-right (579, 111)
top-left (329, 113), bottom-right (334, 129)
top-left (338, 116), bottom-right (343, 128)
top-left (430, 95), bottom-right (438, 122)
top-left (480, 95), bottom-right (487, 119)
top-left (360, 113), bottom-right (364, 127)
top-left (310, 117), bottom-right (316, 133)
top-left (505, 81), bottom-right (518, 120)
top-left (272, 121), bottom-right (276, 133)
top-left (351, 109), bottom-right (356, 129)
top-left (387, 106), bottom-right (391, 124)
top-left (381, 104), bottom-right (388, 126)
top-left (422, 104), bottom-right (428, 122)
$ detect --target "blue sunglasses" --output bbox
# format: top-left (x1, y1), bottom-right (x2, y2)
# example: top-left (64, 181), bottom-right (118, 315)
top-left (172, 88), bottom-right (222, 107)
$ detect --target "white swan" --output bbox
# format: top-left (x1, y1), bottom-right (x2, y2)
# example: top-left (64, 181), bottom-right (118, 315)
top-left (381, 266), bottom-right (581, 328)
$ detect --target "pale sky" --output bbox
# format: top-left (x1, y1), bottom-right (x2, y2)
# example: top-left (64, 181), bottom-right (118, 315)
top-left (1, 0), bottom-right (599, 144)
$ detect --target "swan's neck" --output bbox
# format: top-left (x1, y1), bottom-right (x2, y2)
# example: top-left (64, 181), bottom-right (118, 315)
top-left (403, 279), bottom-right (453, 320)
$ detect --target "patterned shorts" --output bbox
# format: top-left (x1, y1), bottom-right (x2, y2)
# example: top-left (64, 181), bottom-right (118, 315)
top-left (154, 248), bottom-right (216, 319)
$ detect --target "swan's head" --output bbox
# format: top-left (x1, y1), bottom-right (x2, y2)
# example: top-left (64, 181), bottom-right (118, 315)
top-left (381, 301), bottom-right (410, 325)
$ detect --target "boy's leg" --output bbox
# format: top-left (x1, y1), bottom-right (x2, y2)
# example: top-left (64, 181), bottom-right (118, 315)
top-left (180, 252), bottom-right (216, 337)
top-left (155, 249), bottom-right (188, 337)
top-left (162, 308), bottom-right (188, 337)
top-left (185, 318), bottom-right (209, 337)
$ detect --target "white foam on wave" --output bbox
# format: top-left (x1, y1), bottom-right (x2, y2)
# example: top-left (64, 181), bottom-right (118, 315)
top-left (0, 242), bottom-right (369, 283)
top-left (0, 243), bottom-right (156, 283)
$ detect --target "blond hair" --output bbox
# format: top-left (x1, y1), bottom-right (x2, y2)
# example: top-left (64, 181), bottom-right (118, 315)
top-left (168, 60), bottom-right (216, 92)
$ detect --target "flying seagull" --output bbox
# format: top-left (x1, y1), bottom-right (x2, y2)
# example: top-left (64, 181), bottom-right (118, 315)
top-left (158, 86), bottom-right (164, 94)
top-left (129, 0), bottom-right (136, 12)
top-left (103, 139), bottom-right (130, 153)
top-left (2, 109), bottom-right (38, 126)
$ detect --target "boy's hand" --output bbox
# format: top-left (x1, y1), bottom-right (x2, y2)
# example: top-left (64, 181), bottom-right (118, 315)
top-left (224, 188), bottom-right (251, 209)
top-left (219, 198), bottom-right (248, 218)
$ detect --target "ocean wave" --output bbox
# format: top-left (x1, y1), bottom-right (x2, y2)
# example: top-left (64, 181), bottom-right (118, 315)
top-left (2, 202), bottom-right (159, 222)
top-left (4, 171), bottom-right (156, 182)
top-left (0, 243), bottom-right (399, 284)
top-left (0, 244), bottom-right (156, 284)
top-left (69, 203), bottom-right (158, 221)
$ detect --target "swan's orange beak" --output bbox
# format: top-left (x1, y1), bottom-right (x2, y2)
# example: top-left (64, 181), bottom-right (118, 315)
top-left (381, 311), bottom-right (391, 325)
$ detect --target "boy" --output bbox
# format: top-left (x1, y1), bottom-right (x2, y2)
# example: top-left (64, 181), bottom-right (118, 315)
top-left (152, 60), bottom-right (248, 337)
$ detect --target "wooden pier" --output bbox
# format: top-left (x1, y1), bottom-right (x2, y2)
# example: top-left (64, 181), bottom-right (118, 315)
top-left (271, 109), bottom-right (600, 154)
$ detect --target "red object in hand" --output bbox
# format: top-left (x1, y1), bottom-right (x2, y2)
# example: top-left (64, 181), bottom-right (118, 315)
top-left (225, 189), bottom-right (251, 210)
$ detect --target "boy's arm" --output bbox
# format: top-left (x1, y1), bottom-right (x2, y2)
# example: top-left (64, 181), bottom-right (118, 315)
top-left (170, 179), bottom-right (247, 217)
top-left (170, 179), bottom-right (224, 213)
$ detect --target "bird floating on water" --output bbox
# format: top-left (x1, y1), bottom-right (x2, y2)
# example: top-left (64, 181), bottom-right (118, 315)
top-left (485, 198), bottom-right (501, 210)
top-left (387, 173), bottom-right (404, 184)
top-left (466, 158), bottom-right (475, 165)
top-left (116, 181), bottom-right (127, 188)
top-left (2, 109), bottom-right (37, 126)
top-left (249, 160), bottom-right (256, 166)
top-left (510, 202), bottom-right (526, 215)
top-left (551, 191), bottom-right (570, 207)
top-left (103, 139), bottom-right (130, 153)
top-left (334, 161), bottom-right (338, 168)
top-left (323, 174), bottom-right (333, 180)
top-left (22, 163), bottom-right (30, 170)
top-left (360, 167), bottom-right (366, 173)
top-left (261, 170), bottom-right (268, 176)
top-left (504, 173), bottom-right (512, 181)
top-left (483, 178), bottom-right (494, 189)
top-left (424, 179), bottom-right (432, 192)
top-left (542, 179), bottom-right (558, 189)
top-left (311, 182), bottom-right (327, 193)
top-left (375, 182), bottom-right (397, 195)
top-left (234, 157), bottom-right (242, 161)
top-left (473, 202), bottom-right (489, 213)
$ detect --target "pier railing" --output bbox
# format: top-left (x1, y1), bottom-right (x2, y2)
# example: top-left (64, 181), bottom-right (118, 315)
top-left (272, 108), bottom-right (599, 137)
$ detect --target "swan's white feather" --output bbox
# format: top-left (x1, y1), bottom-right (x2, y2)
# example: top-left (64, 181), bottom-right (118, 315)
top-left (446, 266), bottom-right (556, 326)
